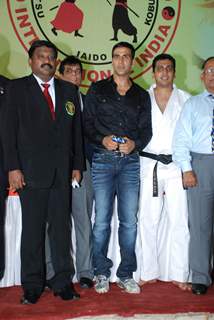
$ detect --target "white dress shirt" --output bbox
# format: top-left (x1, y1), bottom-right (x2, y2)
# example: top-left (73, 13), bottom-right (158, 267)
top-left (33, 74), bottom-right (56, 110)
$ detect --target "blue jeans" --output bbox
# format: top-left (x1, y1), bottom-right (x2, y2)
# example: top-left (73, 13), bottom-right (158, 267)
top-left (92, 151), bottom-right (140, 279)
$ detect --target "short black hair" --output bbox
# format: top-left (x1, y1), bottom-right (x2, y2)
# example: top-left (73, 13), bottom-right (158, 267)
top-left (28, 40), bottom-right (58, 59)
top-left (152, 53), bottom-right (176, 72)
top-left (112, 42), bottom-right (135, 60)
top-left (202, 56), bottom-right (214, 70)
top-left (58, 55), bottom-right (83, 75)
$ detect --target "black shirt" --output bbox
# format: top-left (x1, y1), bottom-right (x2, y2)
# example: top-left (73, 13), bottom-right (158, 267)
top-left (84, 76), bottom-right (152, 151)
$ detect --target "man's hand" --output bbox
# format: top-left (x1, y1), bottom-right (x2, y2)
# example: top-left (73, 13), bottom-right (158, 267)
top-left (72, 170), bottom-right (81, 183)
top-left (102, 135), bottom-right (118, 151)
top-left (118, 137), bottom-right (135, 155)
top-left (182, 170), bottom-right (198, 188)
top-left (9, 169), bottom-right (26, 192)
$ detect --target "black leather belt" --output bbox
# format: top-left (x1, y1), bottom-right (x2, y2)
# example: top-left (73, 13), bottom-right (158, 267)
top-left (94, 148), bottom-right (138, 158)
top-left (139, 151), bottom-right (172, 197)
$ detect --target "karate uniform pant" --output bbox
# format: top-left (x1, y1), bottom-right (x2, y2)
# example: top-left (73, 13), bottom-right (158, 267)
top-left (139, 162), bottom-right (190, 282)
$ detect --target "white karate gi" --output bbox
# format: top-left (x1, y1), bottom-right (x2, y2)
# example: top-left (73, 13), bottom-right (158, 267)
top-left (139, 84), bottom-right (190, 282)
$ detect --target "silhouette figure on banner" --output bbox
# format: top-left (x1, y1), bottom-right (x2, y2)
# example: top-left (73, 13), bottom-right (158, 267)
top-left (108, 0), bottom-right (139, 43)
top-left (51, 0), bottom-right (84, 38)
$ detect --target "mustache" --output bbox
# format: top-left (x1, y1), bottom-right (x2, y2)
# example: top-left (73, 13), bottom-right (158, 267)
top-left (41, 63), bottom-right (53, 69)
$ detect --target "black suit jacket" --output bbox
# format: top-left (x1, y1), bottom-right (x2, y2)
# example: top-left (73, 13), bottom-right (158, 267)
top-left (0, 75), bottom-right (9, 190)
top-left (2, 74), bottom-right (85, 188)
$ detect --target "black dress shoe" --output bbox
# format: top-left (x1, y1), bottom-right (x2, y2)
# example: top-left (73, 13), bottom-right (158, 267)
top-left (80, 277), bottom-right (94, 289)
top-left (192, 283), bottom-right (208, 295)
top-left (21, 289), bottom-right (41, 304)
top-left (54, 284), bottom-right (80, 301)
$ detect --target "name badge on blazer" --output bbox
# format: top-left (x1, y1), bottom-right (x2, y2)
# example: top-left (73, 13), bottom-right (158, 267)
top-left (65, 101), bottom-right (75, 116)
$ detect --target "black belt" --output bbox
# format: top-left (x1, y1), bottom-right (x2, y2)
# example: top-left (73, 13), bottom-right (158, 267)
top-left (139, 151), bottom-right (172, 197)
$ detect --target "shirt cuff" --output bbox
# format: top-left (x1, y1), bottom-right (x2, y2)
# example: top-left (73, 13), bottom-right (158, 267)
top-left (181, 161), bottom-right (192, 172)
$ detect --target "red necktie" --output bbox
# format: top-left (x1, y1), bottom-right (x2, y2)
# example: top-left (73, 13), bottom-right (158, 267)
top-left (41, 83), bottom-right (55, 120)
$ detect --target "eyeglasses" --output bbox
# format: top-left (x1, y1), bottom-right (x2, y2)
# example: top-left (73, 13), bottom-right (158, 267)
top-left (64, 67), bottom-right (81, 75)
top-left (155, 65), bottom-right (174, 72)
top-left (204, 67), bottom-right (214, 75)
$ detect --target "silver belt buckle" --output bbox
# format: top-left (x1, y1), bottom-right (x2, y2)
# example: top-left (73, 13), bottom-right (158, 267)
top-left (115, 150), bottom-right (125, 157)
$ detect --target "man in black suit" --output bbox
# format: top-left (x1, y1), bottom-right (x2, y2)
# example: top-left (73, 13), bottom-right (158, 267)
top-left (1, 40), bottom-right (85, 304)
top-left (0, 75), bottom-right (9, 280)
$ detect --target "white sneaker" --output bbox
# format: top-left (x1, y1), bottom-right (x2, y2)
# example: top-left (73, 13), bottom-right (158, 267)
top-left (117, 278), bottom-right (140, 294)
top-left (95, 275), bottom-right (110, 294)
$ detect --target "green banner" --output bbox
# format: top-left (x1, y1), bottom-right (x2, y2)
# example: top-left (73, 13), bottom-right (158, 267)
top-left (0, 0), bottom-right (213, 94)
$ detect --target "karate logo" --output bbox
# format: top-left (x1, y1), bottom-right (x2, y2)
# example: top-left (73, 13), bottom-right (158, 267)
top-left (7, 0), bottom-right (181, 87)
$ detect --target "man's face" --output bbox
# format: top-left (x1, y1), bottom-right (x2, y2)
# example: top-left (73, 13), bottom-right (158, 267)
top-left (112, 47), bottom-right (133, 77)
top-left (61, 64), bottom-right (82, 87)
top-left (29, 46), bottom-right (57, 81)
top-left (153, 59), bottom-right (175, 88)
top-left (201, 58), bottom-right (214, 94)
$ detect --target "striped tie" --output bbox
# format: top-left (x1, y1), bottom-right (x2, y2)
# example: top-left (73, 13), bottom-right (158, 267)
top-left (210, 94), bottom-right (214, 152)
